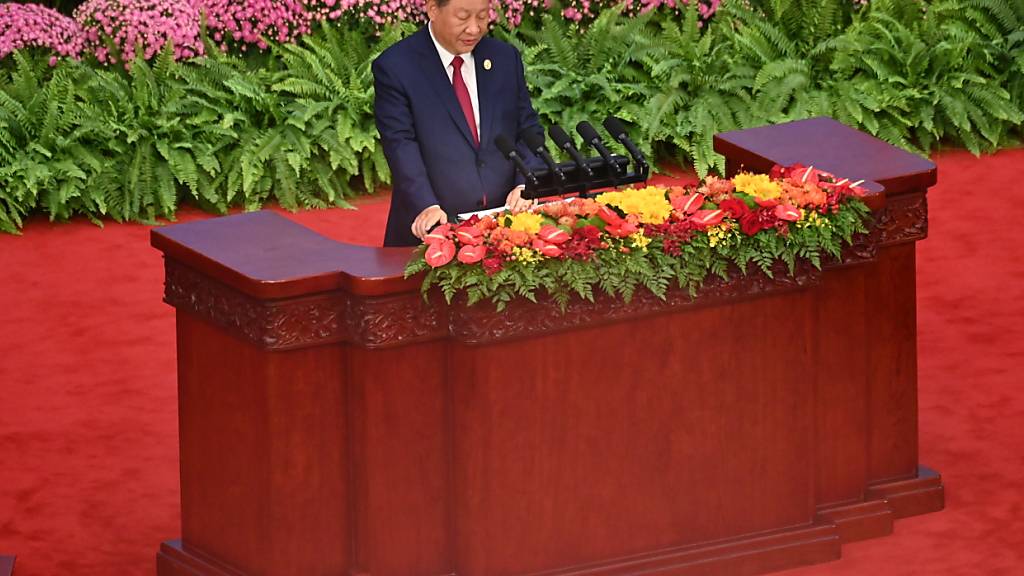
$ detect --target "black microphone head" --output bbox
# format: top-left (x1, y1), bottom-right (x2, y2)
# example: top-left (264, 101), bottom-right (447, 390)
top-left (549, 125), bottom-right (573, 148)
top-left (494, 134), bottom-right (516, 157)
top-left (576, 120), bottom-right (602, 144)
top-left (521, 127), bottom-right (546, 152)
top-left (602, 116), bottom-right (628, 139)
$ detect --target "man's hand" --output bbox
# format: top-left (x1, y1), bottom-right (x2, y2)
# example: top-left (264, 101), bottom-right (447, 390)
top-left (412, 205), bottom-right (447, 239)
top-left (505, 185), bottom-right (537, 213)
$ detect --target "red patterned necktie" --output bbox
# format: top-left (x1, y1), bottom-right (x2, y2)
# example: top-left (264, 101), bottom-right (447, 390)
top-left (451, 56), bottom-right (479, 147)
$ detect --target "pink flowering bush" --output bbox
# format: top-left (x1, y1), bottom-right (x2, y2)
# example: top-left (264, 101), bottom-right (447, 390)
top-left (0, 3), bottom-right (85, 60)
top-left (560, 0), bottom-right (721, 24)
top-left (202, 0), bottom-right (315, 52)
top-left (74, 0), bottom-right (204, 64)
top-left (4, 0), bottom-right (722, 66)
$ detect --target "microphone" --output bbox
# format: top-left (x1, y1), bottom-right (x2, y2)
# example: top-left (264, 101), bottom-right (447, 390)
top-left (495, 134), bottom-right (539, 187)
top-left (576, 120), bottom-right (621, 176)
top-left (522, 128), bottom-right (566, 185)
top-left (549, 125), bottom-right (593, 179)
top-left (602, 116), bottom-right (648, 172)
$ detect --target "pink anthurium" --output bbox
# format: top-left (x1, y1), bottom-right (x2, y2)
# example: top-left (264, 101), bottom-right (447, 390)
top-left (424, 239), bottom-right (456, 268)
top-left (690, 209), bottom-right (725, 228)
top-left (424, 223), bottom-right (453, 245)
top-left (455, 225), bottom-right (483, 245)
top-left (774, 205), bottom-right (802, 222)
top-left (531, 238), bottom-right (563, 258)
top-left (672, 193), bottom-right (705, 215)
top-left (597, 205), bottom-right (624, 226)
top-left (538, 224), bottom-right (571, 244)
top-left (457, 244), bottom-right (487, 264)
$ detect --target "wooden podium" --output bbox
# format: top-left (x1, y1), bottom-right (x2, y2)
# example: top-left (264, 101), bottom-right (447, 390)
top-left (152, 117), bottom-right (943, 576)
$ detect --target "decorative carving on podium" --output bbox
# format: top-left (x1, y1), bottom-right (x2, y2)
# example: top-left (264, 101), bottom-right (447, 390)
top-left (164, 260), bottom-right (448, 350)
top-left (449, 262), bottom-right (820, 344)
top-left (163, 260), bottom-right (348, 351)
top-left (877, 193), bottom-right (927, 246)
top-left (346, 292), bottom-right (446, 348)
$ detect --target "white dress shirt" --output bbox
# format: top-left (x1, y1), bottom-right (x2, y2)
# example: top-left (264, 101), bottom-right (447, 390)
top-left (428, 22), bottom-right (481, 140)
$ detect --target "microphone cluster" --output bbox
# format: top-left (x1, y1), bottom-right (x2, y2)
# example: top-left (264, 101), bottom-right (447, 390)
top-left (494, 116), bottom-right (650, 201)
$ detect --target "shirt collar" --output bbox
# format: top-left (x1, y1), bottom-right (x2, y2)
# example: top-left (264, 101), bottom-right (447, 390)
top-left (428, 22), bottom-right (473, 70)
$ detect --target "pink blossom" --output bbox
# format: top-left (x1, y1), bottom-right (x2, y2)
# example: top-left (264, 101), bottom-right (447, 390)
top-left (74, 0), bottom-right (205, 65)
top-left (0, 3), bottom-right (85, 60)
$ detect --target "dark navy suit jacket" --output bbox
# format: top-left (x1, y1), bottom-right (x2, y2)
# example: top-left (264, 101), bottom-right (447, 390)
top-left (373, 27), bottom-right (541, 246)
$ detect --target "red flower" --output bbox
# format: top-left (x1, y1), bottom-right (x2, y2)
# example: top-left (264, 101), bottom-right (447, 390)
top-left (455, 224), bottom-right (483, 245)
top-left (424, 223), bottom-right (453, 245)
top-left (718, 198), bottom-right (750, 219)
top-left (457, 244), bottom-right (486, 264)
top-left (740, 214), bottom-right (764, 235)
top-left (774, 205), bottom-right (801, 222)
top-left (575, 224), bottom-right (602, 244)
top-left (531, 238), bottom-right (563, 258)
top-left (739, 207), bottom-right (779, 235)
top-left (597, 205), bottom-right (624, 226)
top-left (538, 224), bottom-right (571, 244)
top-left (482, 256), bottom-right (504, 276)
top-left (690, 209), bottom-right (725, 229)
top-left (424, 239), bottom-right (456, 267)
top-left (671, 192), bottom-right (705, 215)
top-left (605, 220), bottom-right (638, 238)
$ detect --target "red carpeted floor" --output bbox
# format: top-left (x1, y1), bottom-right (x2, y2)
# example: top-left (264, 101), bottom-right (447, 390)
top-left (1, 150), bottom-right (1022, 575)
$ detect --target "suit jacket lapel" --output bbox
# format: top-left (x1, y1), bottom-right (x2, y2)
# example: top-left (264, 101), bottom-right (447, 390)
top-left (413, 28), bottom-right (476, 149)
top-left (474, 42), bottom-right (498, 150)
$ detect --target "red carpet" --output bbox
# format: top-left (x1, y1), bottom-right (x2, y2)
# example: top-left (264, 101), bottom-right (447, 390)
top-left (1, 151), bottom-right (1022, 575)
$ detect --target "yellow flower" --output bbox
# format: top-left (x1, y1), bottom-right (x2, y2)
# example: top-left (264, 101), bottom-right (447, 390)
top-left (732, 173), bottom-right (781, 200)
top-left (707, 223), bottom-right (733, 248)
top-left (511, 246), bottom-right (541, 263)
top-left (506, 212), bottom-right (544, 235)
top-left (797, 210), bottom-right (830, 229)
top-left (629, 232), bottom-right (651, 251)
top-left (596, 186), bottom-right (672, 224)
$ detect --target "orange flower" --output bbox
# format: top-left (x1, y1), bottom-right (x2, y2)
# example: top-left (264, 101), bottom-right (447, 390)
top-left (509, 230), bottom-right (531, 247)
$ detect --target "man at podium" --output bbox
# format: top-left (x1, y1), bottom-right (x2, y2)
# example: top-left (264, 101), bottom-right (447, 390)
top-left (372, 0), bottom-right (542, 246)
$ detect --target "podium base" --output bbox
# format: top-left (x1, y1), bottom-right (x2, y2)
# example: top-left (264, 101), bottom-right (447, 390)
top-left (157, 467), bottom-right (943, 576)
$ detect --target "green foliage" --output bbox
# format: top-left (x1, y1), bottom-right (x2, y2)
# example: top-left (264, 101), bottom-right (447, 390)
top-left (0, 22), bottom-right (409, 231)
top-left (498, 8), bottom-right (656, 157)
top-left (271, 21), bottom-right (412, 205)
top-left (2, 0), bottom-right (1023, 233)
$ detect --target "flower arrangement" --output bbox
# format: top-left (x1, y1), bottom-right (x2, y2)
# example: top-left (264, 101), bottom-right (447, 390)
top-left (405, 165), bottom-right (872, 310)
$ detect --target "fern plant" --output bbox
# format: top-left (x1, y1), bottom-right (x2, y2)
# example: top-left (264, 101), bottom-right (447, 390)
top-left (269, 20), bottom-right (413, 207)
top-left (498, 9), bottom-right (657, 161)
top-left (0, 52), bottom-right (109, 232)
top-left (637, 3), bottom-right (754, 177)
top-left (827, 0), bottom-right (1023, 153)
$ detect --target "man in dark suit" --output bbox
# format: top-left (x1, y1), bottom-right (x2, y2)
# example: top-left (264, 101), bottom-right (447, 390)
top-left (372, 0), bottom-right (543, 246)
